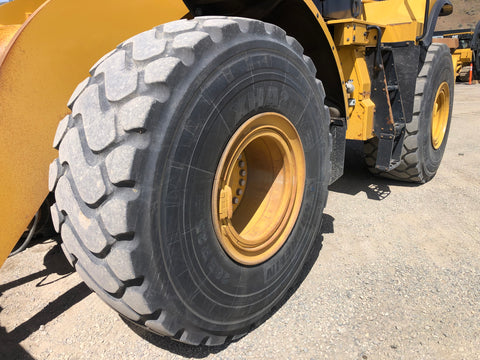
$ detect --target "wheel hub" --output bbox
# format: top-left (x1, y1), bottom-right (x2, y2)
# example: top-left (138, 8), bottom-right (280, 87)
top-left (431, 82), bottom-right (450, 150)
top-left (212, 113), bottom-right (305, 265)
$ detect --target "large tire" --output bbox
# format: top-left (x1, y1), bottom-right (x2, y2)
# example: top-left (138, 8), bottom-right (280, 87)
top-left (364, 43), bottom-right (454, 183)
top-left (49, 17), bottom-right (330, 345)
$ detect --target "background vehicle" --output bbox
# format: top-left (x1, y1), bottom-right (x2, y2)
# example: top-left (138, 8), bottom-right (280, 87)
top-left (434, 21), bottom-right (480, 81)
top-left (0, 0), bottom-right (454, 345)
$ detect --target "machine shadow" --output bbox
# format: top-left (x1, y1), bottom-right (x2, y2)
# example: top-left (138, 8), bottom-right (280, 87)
top-left (122, 213), bottom-right (335, 358)
top-left (0, 240), bottom-right (90, 359)
top-left (329, 140), bottom-right (419, 200)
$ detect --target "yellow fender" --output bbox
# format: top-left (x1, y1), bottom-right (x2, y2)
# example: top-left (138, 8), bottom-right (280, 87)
top-left (0, 0), bottom-right (189, 266)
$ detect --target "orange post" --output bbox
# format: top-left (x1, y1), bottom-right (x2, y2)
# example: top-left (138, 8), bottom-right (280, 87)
top-left (469, 62), bottom-right (473, 85)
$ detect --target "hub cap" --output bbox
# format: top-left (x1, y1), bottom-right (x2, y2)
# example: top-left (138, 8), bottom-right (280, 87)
top-left (212, 113), bottom-right (305, 265)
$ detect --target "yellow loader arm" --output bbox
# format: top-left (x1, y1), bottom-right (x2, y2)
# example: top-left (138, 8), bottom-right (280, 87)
top-left (0, 0), bottom-right (189, 267)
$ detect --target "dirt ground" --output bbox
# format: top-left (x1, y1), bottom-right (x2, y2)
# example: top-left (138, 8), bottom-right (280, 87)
top-left (1, 84), bottom-right (479, 360)
top-left (436, 0), bottom-right (480, 30)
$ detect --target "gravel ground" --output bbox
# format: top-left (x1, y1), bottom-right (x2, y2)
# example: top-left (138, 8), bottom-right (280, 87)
top-left (1, 84), bottom-right (479, 360)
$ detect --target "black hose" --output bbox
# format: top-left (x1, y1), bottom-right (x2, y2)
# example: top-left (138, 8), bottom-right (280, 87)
top-left (8, 213), bottom-right (39, 257)
top-left (367, 25), bottom-right (384, 71)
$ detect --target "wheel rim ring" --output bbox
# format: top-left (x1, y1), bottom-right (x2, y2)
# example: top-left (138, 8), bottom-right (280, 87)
top-left (212, 112), bottom-right (305, 266)
top-left (431, 81), bottom-right (450, 150)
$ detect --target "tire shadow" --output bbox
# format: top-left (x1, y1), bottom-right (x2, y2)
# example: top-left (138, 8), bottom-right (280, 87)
top-left (0, 239), bottom-right (74, 293)
top-left (329, 140), bottom-right (419, 200)
top-left (122, 214), bottom-right (334, 357)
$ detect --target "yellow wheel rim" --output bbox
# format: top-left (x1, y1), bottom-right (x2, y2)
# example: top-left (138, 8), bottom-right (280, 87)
top-left (431, 82), bottom-right (450, 150)
top-left (212, 113), bottom-right (305, 266)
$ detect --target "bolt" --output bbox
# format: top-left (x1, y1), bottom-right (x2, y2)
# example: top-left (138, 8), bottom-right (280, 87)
top-left (233, 197), bottom-right (240, 204)
top-left (240, 170), bottom-right (247, 177)
top-left (237, 189), bottom-right (243, 196)
top-left (239, 179), bottom-right (246, 186)
top-left (239, 161), bottom-right (245, 168)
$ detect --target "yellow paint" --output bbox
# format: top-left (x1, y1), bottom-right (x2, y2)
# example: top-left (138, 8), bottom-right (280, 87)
top-left (0, 0), bottom-right (188, 267)
top-left (329, 19), bottom-right (381, 47)
top-left (332, 27), bottom-right (376, 140)
top-left (452, 48), bottom-right (473, 77)
top-left (212, 113), bottom-right (305, 266)
top-left (0, 0), bottom-right (45, 24)
top-left (0, 24), bottom-right (20, 59)
top-left (431, 82), bottom-right (450, 149)
top-left (362, 0), bottom-right (432, 43)
top-left (343, 47), bottom-right (376, 141)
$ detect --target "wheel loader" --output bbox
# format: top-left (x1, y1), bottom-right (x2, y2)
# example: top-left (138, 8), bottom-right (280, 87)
top-left (0, 0), bottom-right (454, 345)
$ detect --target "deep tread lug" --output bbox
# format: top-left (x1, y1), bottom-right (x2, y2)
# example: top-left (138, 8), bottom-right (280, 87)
top-left (145, 312), bottom-right (179, 337)
top-left (100, 197), bottom-right (136, 237)
top-left (72, 84), bottom-right (116, 153)
top-left (106, 242), bottom-right (140, 282)
top-left (58, 128), bottom-right (107, 205)
top-left (49, 203), bottom-right (64, 233)
top-left (172, 31), bottom-right (213, 66)
top-left (48, 158), bottom-right (62, 192)
top-left (67, 77), bottom-right (90, 109)
top-left (76, 263), bottom-right (141, 322)
top-left (94, 50), bottom-right (138, 102)
top-left (144, 57), bottom-right (182, 86)
top-left (62, 222), bottom-right (121, 294)
top-left (105, 145), bottom-right (138, 186)
top-left (60, 243), bottom-right (77, 268)
top-left (205, 335), bottom-right (227, 346)
top-left (125, 29), bottom-right (167, 62)
top-left (53, 115), bottom-right (71, 149)
top-left (55, 177), bottom-right (109, 254)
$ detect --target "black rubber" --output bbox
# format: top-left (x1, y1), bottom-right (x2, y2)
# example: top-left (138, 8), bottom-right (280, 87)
top-left (50, 17), bottom-right (331, 345)
top-left (364, 43), bottom-right (454, 183)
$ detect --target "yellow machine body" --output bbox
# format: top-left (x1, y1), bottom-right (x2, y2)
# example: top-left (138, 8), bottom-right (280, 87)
top-left (0, 0), bottom-right (447, 267)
